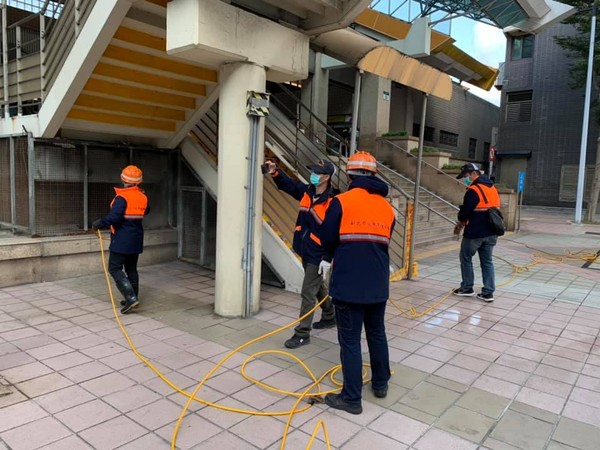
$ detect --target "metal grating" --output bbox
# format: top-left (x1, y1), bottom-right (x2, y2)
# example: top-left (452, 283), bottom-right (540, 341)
top-left (0, 139), bottom-right (9, 224)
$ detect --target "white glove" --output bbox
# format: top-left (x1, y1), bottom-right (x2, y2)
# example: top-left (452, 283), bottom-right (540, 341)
top-left (318, 260), bottom-right (331, 280)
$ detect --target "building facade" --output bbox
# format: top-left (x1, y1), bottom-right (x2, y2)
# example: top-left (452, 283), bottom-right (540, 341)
top-left (497, 23), bottom-right (600, 206)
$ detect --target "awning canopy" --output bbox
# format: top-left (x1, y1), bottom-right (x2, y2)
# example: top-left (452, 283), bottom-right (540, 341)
top-left (312, 28), bottom-right (453, 100)
top-left (354, 9), bottom-right (498, 91)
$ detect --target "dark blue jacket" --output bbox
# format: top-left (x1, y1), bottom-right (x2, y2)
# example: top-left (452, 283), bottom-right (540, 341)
top-left (320, 176), bottom-right (395, 304)
top-left (271, 169), bottom-right (334, 266)
top-left (458, 175), bottom-right (497, 239)
top-left (97, 187), bottom-right (149, 255)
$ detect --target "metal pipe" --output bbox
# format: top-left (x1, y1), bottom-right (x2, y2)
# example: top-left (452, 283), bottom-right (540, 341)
top-left (83, 145), bottom-right (88, 230)
top-left (243, 115), bottom-right (260, 317)
top-left (27, 133), bottom-right (36, 235)
top-left (16, 26), bottom-right (22, 116)
top-left (2, 2), bottom-right (10, 118)
top-left (575, 2), bottom-right (596, 223)
top-left (40, 10), bottom-right (46, 99)
top-left (9, 136), bottom-right (15, 232)
top-left (408, 93), bottom-right (428, 280)
top-left (350, 69), bottom-right (363, 155)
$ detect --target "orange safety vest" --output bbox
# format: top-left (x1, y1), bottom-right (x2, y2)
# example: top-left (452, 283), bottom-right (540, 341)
top-left (337, 188), bottom-right (394, 244)
top-left (469, 184), bottom-right (500, 211)
top-left (110, 186), bottom-right (148, 234)
top-left (296, 192), bottom-right (332, 245)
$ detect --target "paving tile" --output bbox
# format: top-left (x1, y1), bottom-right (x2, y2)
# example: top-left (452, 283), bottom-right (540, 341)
top-left (102, 384), bottom-right (162, 413)
top-left (0, 351), bottom-right (35, 370)
top-left (61, 360), bottom-right (114, 383)
top-left (484, 363), bottom-right (530, 385)
top-left (55, 399), bottom-right (120, 432)
top-left (39, 435), bottom-right (93, 449)
top-left (198, 430), bottom-right (260, 450)
top-left (389, 363), bottom-right (428, 389)
top-left (16, 372), bottom-right (73, 398)
top-left (129, 398), bottom-right (183, 430)
top-left (415, 344), bottom-right (456, 362)
top-left (525, 375), bottom-right (573, 398)
top-left (230, 415), bottom-right (290, 449)
top-left (562, 399), bottom-right (600, 427)
top-left (300, 411), bottom-right (362, 449)
top-left (515, 387), bottom-right (566, 414)
top-left (434, 364), bottom-right (480, 385)
top-left (401, 354), bottom-right (444, 373)
top-left (342, 428), bottom-right (409, 450)
top-left (2, 416), bottom-right (71, 449)
top-left (552, 417), bottom-right (600, 450)
top-left (472, 375), bottom-right (520, 399)
top-left (369, 410), bottom-right (429, 445)
top-left (79, 415), bottom-right (147, 450)
top-left (489, 410), bottom-right (554, 450)
top-left (114, 432), bottom-right (170, 450)
top-left (26, 342), bottom-right (74, 360)
top-left (0, 400), bottom-right (48, 432)
top-left (414, 428), bottom-right (478, 450)
top-left (534, 364), bottom-right (579, 384)
top-left (35, 384), bottom-right (96, 414)
top-left (456, 387), bottom-right (511, 419)
top-left (426, 374), bottom-right (469, 393)
top-left (81, 372), bottom-right (135, 397)
top-left (509, 401), bottom-right (559, 424)
top-left (1, 361), bottom-right (53, 383)
top-left (400, 382), bottom-right (461, 416)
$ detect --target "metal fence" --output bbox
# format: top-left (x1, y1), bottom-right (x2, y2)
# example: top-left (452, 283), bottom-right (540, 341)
top-left (0, 136), bottom-right (174, 236)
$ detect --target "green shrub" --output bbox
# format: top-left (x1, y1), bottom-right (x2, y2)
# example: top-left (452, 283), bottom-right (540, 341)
top-left (382, 130), bottom-right (408, 137)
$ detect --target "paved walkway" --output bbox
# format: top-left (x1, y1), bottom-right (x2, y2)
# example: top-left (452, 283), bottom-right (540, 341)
top-left (1, 208), bottom-right (600, 449)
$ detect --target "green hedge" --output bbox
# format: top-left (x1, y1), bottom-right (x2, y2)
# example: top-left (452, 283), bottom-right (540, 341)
top-left (381, 131), bottom-right (408, 137)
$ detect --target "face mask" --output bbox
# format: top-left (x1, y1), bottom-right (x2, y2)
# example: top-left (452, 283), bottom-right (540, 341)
top-left (463, 177), bottom-right (472, 187)
top-left (310, 173), bottom-right (321, 186)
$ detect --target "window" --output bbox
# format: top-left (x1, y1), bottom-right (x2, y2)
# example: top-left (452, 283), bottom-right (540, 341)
top-left (439, 130), bottom-right (458, 147)
top-left (412, 123), bottom-right (435, 141)
top-left (468, 138), bottom-right (477, 159)
top-left (512, 35), bottom-right (534, 60)
top-left (484, 142), bottom-right (491, 159)
top-left (506, 91), bottom-right (533, 123)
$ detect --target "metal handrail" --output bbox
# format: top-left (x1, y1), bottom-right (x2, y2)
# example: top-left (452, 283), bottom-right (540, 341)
top-left (381, 138), bottom-right (466, 187)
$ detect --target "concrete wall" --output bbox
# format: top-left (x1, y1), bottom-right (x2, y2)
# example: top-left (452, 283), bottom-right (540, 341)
top-left (0, 229), bottom-right (177, 288)
top-left (390, 83), bottom-right (500, 163)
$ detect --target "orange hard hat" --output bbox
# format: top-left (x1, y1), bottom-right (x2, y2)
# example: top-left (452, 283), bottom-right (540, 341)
top-left (347, 151), bottom-right (377, 174)
top-left (121, 165), bottom-right (143, 185)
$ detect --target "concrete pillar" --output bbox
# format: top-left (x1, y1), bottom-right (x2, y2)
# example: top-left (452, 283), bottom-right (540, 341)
top-left (358, 73), bottom-right (391, 152)
top-left (300, 52), bottom-right (330, 143)
top-left (215, 62), bottom-right (265, 317)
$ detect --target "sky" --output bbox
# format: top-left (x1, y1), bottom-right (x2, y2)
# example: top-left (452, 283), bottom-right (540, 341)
top-left (371, 3), bottom-right (508, 106)
top-left (449, 18), bottom-right (508, 106)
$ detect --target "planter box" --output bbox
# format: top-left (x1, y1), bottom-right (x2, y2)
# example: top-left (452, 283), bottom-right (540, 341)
top-left (374, 136), bottom-right (420, 164)
top-left (415, 151), bottom-right (452, 170)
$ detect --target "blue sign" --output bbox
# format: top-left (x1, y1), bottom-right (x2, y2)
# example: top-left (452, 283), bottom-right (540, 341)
top-left (517, 171), bottom-right (526, 193)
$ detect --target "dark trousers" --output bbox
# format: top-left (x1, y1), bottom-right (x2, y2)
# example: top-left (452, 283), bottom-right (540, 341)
top-left (460, 235), bottom-right (497, 295)
top-left (108, 252), bottom-right (140, 296)
top-left (334, 300), bottom-right (390, 406)
top-left (294, 262), bottom-right (334, 338)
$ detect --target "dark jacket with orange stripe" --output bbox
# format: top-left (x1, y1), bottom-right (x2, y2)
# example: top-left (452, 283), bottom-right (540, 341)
top-left (96, 186), bottom-right (149, 255)
top-left (458, 175), bottom-right (500, 239)
top-left (320, 176), bottom-right (395, 303)
top-left (271, 169), bottom-right (334, 266)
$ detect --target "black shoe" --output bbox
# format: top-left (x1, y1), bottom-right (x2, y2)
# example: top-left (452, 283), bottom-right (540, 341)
top-left (452, 287), bottom-right (475, 297)
top-left (372, 385), bottom-right (388, 398)
top-left (120, 299), bottom-right (139, 309)
top-left (284, 335), bottom-right (310, 349)
top-left (313, 318), bottom-right (336, 329)
top-left (476, 292), bottom-right (494, 302)
top-left (120, 299), bottom-right (139, 314)
top-left (324, 393), bottom-right (362, 415)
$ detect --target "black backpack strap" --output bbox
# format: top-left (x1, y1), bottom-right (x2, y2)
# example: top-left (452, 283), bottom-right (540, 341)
top-left (473, 184), bottom-right (489, 204)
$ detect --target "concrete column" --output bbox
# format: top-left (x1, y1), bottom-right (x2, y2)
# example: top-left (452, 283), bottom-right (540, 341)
top-left (215, 62), bottom-right (265, 317)
top-left (300, 52), bottom-right (329, 143)
top-left (358, 73), bottom-right (391, 152)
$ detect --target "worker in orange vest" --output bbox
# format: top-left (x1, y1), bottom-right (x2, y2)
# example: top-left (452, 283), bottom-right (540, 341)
top-left (320, 151), bottom-right (395, 415)
top-left (92, 165), bottom-right (149, 314)
top-left (453, 162), bottom-right (500, 302)
top-left (264, 158), bottom-right (336, 349)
